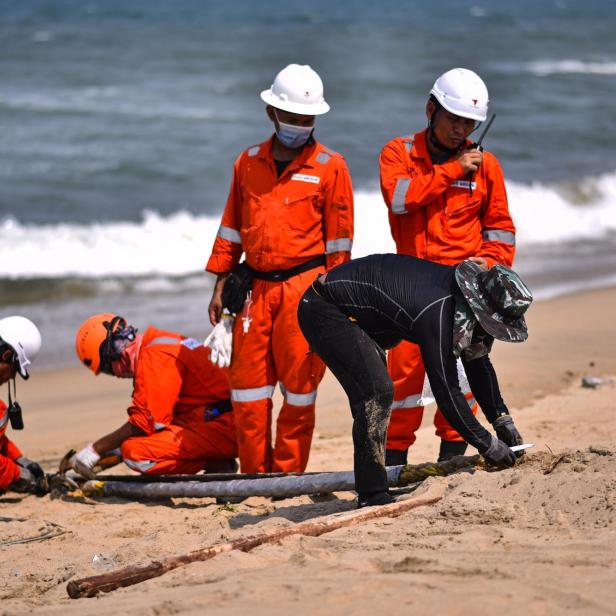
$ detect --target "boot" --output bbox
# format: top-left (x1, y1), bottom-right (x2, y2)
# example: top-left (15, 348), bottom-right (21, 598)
top-left (357, 491), bottom-right (395, 509)
top-left (385, 448), bottom-right (408, 466)
top-left (437, 440), bottom-right (468, 462)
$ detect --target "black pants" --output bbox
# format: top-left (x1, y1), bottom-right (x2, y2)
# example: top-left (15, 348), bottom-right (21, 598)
top-left (298, 284), bottom-right (393, 497)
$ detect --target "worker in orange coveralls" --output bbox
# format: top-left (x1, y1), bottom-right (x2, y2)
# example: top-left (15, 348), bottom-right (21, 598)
top-left (379, 68), bottom-right (516, 465)
top-left (70, 313), bottom-right (238, 478)
top-left (0, 316), bottom-right (46, 496)
top-left (206, 64), bottom-right (354, 474)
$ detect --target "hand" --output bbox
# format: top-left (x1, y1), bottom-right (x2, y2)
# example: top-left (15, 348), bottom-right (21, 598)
top-left (15, 456), bottom-right (44, 479)
top-left (457, 149), bottom-right (483, 174)
top-left (208, 274), bottom-right (229, 326)
top-left (480, 435), bottom-right (516, 468)
top-left (468, 256), bottom-right (489, 271)
top-left (493, 415), bottom-right (525, 457)
top-left (70, 443), bottom-right (101, 479)
top-left (203, 314), bottom-right (234, 368)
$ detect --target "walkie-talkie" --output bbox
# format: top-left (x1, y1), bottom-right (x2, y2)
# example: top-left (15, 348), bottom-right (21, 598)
top-left (467, 113), bottom-right (495, 196)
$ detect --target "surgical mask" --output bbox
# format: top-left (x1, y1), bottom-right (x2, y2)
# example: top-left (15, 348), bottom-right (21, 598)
top-left (274, 111), bottom-right (314, 149)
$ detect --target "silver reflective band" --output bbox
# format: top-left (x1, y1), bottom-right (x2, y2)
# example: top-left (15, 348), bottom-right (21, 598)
top-left (280, 384), bottom-right (318, 406)
top-left (466, 396), bottom-right (477, 409)
top-left (0, 408), bottom-right (8, 429)
top-left (124, 458), bottom-right (157, 472)
top-left (326, 238), bottom-right (352, 253)
top-left (391, 393), bottom-right (423, 409)
top-left (391, 178), bottom-right (411, 214)
top-left (482, 229), bottom-right (516, 246)
top-left (218, 225), bottom-right (242, 244)
top-left (154, 422), bottom-right (167, 431)
top-left (403, 137), bottom-right (413, 153)
top-left (231, 385), bottom-right (275, 402)
top-left (247, 146), bottom-right (260, 157)
top-left (147, 336), bottom-right (180, 348)
top-left (316, 152), bottom-right (331, 164)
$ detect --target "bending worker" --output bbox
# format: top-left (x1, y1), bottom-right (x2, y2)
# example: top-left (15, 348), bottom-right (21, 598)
top-left (298, 254), bottom-right (530, 507)
top-left (0, 316), bottom-right (46, 496)
top-left (71, 313), bottom-right (238, 477)
top-left (379, 68), bottom-right (516, 464)
top-left (206, 64), bottom-right (354, 473)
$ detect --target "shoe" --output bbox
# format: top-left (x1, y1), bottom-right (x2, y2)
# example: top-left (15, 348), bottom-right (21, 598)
top-left (357, 491), bottom-right (396, 508)
top-left (205, 458), bottom-right (239, 474)
top-left (437, 440), bottom-right (468, 462)
top-left (385, 449), bottom-right (408, 466)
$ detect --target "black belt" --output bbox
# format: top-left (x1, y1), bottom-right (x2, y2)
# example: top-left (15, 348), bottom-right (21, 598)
top-left (249, 255), bottom-right (325, 282)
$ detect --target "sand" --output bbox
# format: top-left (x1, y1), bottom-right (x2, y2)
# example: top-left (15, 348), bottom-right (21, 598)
top-left (1, 287), bottom-right (615, 615)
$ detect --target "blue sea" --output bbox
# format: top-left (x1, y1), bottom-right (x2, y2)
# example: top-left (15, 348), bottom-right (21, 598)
top-left (1, 0), bottom-right (616, 368)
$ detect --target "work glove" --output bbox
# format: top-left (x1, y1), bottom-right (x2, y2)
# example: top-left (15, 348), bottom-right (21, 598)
top-left (480, 435), bottom-right (517, 468)
top-left (492, 415), bottom-right (525, 457)
top-left (203, 313), bottom-right (234, 368)
top-left (10, 466), bottom-right (48, 497)
top-left (69, 443), bottom-right (101, 479)
top-left (14, 456), bottom-right (45, 480)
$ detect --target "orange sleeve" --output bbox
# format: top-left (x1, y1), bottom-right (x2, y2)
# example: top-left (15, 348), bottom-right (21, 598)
top-left (323, 156), bottom-right (354, 269)
top-left (477, 153), bottom-right (516, 267)
top-left (379, 139), bottom-right (465, 214)
top-left (205, 154), bottom-right (245, 274)
top-left (0, 438), bottom-right (22, 490)
top-left (127, 349), bottom-right (184, 435)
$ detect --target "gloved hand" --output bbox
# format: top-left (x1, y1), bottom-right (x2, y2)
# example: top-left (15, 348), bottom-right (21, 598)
top-left (492, 415), bottom-right (525, 456)
top-left (203, 313), bottom-right (234, 368)
top-left (69, 443), bottom-right (101, 479)
top-left (10, 466), bottom-right (48, 497)
top-left (480, 434), bottom-right (516, 468)
top-left (14, 456), bottom-right (45, 480)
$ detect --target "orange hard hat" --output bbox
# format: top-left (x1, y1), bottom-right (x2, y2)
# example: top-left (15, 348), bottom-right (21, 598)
top-left (75, 313), bottom-right (126, 374)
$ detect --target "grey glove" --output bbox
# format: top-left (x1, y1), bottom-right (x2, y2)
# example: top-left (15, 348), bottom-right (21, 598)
top-left (480, 435), bottom-right (516, 468)
top-left (10, 466), bottom-right (47, 497)
top-left (15, 456), bottom-right (45, 479)
top-left (492, 415), bottom-right (524, 456)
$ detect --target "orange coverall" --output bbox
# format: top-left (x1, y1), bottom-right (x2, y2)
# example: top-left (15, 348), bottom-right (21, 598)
top-left (207, 135), bottom-right (354, 473)
top-left (121, 327), bottom-right (237, 474)
top-left (0, 401), bottom-right (23, 490)
top-left (379, 128), bottom-right (515, 452)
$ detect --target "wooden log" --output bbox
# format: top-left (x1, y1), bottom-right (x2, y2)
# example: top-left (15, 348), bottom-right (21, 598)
top-left (67, 486), bottom-right (444, 599)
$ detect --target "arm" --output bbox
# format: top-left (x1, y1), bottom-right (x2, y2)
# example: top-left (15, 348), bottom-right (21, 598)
top-left (323, 158), bottom-right (354, 269)
top-left (476, 153), bottom-right (516, 267)
top-left (0, 452), bottom-right (21, 491)
top-left (379, 139), bottom-right (466, 214)
top-left (92, 421), bottom-right (145, 454)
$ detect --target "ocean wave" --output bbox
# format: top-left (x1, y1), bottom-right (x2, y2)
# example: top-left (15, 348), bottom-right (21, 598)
top-left (1, 171), bottom-right (616, 280)
top-left (496, 59), bottom-right (616, 76)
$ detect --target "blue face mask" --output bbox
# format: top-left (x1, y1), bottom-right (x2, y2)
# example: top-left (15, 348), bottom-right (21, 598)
top-left (274, 111), bottom-right (314, 149)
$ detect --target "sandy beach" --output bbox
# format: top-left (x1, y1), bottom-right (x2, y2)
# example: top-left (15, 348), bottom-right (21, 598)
top-left (2, 286), bottom-right (616, 616)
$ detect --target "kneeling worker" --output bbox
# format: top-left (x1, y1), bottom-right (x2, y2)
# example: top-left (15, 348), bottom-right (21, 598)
top-left (298, 254), bottom-right (530, 507)
top-left (0, 316), bottom-right (46, 496)
top-left (72, 314), bottom-right (238, 478)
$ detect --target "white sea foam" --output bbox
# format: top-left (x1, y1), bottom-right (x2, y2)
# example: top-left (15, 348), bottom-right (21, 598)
top-left (1, 171), bottom-right (616, 279)
top-left (499, 59), bottom-right (616, 77)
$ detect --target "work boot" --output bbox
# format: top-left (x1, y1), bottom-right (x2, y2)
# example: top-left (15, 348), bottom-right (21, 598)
top-left (385, 449), bottom-right (408, 466)
top-left (437, 440), bottom-right (468, 462)
top-left (205, 458), bottom-right (239, 474)
top-left (357, 491), bottom-right (396, 509)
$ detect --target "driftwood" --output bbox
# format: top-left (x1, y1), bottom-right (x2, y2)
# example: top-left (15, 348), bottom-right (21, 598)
top-left (66, 487), bottom-right (444, 599)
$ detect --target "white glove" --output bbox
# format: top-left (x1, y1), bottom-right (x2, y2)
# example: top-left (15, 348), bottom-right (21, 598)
top-left (203, 314), bottom-right (234, 368)
top-left (70, 443), bottom-right (101, 479)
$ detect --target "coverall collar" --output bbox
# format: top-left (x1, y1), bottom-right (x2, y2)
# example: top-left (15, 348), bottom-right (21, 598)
top-left (260, 134), bottom-right (322, 171)
top-left (412, 128), bottom-right (471, 166)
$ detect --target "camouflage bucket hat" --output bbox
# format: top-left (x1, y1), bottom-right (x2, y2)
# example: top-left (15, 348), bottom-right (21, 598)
top-left (454, 261), bottom-right (533, 342)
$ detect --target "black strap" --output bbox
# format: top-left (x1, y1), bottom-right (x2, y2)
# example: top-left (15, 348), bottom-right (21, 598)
top-left (250, 255), bottom-right (325, 282)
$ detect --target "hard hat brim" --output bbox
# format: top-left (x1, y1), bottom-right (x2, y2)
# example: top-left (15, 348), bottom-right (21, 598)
top-left (260, 89), bottom-right (330, 116)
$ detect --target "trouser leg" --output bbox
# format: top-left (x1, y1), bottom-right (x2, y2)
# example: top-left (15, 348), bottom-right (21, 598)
top-left (298, 286), bottom-right (393, 496)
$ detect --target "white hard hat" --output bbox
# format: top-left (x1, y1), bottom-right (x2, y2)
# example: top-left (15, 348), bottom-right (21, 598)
top-left (260, 64), bottom-right (330, 116)
top-left (0, 316), bottom-right (42, 378)
top-left (430, 68), bottom-right (489, 122)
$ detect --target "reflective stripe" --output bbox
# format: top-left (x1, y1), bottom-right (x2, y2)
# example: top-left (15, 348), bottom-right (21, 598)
top-left (316, 152), bottom-right (331, 164)
top-left (147, 337), bottom-right (179, 348)
top-left (482, 229), bottom-right (516, 246)
top-left (466, 396), bottom-right (477, 409)
top-left (247, 145), bottom-right (260, 157)
top-left (280, 384), bottom-right (318, 406)
top-left (391, 393), bottom-right (423, 409)
top-left (231, 385), bottom-right (275, 402)
top-left (153, 422), bottom-right (167, 431)
top-left (217, 225), bottom-right (242, 244)
top-left (391, 178), bottom-right (411, 214)
top-left (0, 408), bottom-right (8, 429)
top-left (402, 136), bottom-right (414, 153)
top-left (124, 458), bottom-right (157, 472)
top-left (326, 238), bottom-right (352, 253)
